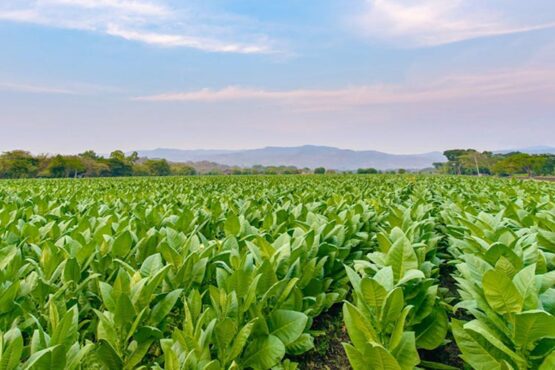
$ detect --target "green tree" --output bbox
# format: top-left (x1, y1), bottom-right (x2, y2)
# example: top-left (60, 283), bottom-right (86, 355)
top-left (357, 168), bottom-right (378, 174)
top-left (492, 153), bottom-right (547, 177)
top-left (144, 159), bottom-right (171, 176)
top-left (108, 151), bottom-right (134, 177)
top-left (170, 163), bottom-right (197, 176)
top-left (0, 150), bottom-right (39, 178)
top-left (314, 167), bottom-right (326, 174)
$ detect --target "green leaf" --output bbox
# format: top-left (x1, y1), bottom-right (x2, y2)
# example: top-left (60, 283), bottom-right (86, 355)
top-left (140, 253), bottom-right (163, 277)
top-left (224, 213), bottom-right (241, 236)
top-left (513, 264), bottom-right (539, 310)
top-left (124, 339), bottom-right (153, 369)
top-left (452, 319), bottom-right (502, 370)
top-left (343, 343), bottom-right (371, 370)
top-left (380, 288), bottom-right (404, 325)
top-left (95, 340), bottom-right (123, 370)
top-left (1, 329), bottom-right (23, 370)
top-left (227, 320), bottom-right (255, 362)
top-left (539, 350), bottom-right (555, 370)
top-left (62, 258), bottom-right (80, 284)
top-left (364, 344), bottom-right (401, 370)
top-left (114, 294), bottom-right (136, 330)
top-left (50, 306), bottom-right (78, 348)
top-left (242, 335), bottom-right (285, 370)
top-left (149, 289), bottom-right (182, 325)
top-left (22, 345), bottom-right (66, 370)
top-left (112, 230), bottom-right (133, 258)
top-left (482, 270), bottom-right (523, 314)
top-left (343, 302), bottom-right (378, 348)
top-left (386, 234), bottom-right (418, 282)
top-left (464, 320), bottom-right (525, 367)
top-left (286, 333), bottom-right (314, 355)
top-left (269, 310), bottom-right (308, 346)
top-left (514, 310), bottom-right (555, 347)
top-left (414, 306), bottom-right (448, 350)
top-left (389, 306), bottom-right (412, 350)
top-left (391, 332), bottom-right (420, 370)
top-left (360, 278), bottom-right (387, 309)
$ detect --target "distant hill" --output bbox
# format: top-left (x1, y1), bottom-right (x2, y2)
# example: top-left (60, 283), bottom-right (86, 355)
top-left (136, 145), bottom-right (446, 170)
top-left (494, 146), bottom-right (555, 155)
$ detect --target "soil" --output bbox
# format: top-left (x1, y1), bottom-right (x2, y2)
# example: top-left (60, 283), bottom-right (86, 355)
top-left (293, 304), bottom-right (352, 370)
top-left (419, 335), bottom-right (464, 369)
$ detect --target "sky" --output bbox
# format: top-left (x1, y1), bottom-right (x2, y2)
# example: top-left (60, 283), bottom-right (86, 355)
top-left (0, 0), bottom-right (554, 155)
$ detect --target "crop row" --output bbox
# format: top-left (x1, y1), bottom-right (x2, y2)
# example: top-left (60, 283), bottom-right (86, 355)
top-left (0, 176), bottom-right (553, 369)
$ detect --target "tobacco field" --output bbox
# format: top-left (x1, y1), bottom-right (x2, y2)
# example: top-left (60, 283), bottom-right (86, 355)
top-left (0, 175), bottom-right (554, 369)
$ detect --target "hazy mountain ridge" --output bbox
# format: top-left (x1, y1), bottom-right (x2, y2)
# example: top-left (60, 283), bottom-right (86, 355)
top-left (136, 145), bottom-right (446, 170)
top-left (493, 146), bottom-right (555, 155)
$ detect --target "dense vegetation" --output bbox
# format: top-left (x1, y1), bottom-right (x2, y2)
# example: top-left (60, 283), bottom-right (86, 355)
top-left (2, 148), bottom-right (554, 180)
top-left (0, 175), bottom-right (554, 369)
top-left (435, 149), bottom-right (555, 177)
top-left (0, 150), bottom-right (309, 179)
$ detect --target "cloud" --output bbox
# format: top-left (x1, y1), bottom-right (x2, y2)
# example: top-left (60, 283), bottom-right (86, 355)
top-left (0, 1), bottom-right (273, 53)
top-left (43, 0), bottom-right (169, 16)
top-left (106, 25), bottom-right (270, 54)
top-left (355, 0), bottom-right (555, 47)
top-left (0, 82), bottom-right (75, 94)
top-left (134, 67), bottom-right (555, 109)
top-left (0, 80), bottom-right (127, 95)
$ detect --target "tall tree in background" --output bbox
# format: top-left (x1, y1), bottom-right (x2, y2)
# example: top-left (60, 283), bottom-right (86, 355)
top-left (0, 150), bottom-right (39, 178)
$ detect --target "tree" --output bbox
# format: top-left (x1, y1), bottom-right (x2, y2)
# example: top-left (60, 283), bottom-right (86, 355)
top-left (492, 153), bottom-right (547, 177)
top-left (144, 159), bottom-right (171, 176)
top-left (170, 163), bottom-right (197, 176)
top-left (45, 155), bottom-right (86, 178)
top-left (108, 151), bottom-right (134, 177)
top-left (357, 168), bottom-right (378, 174)
top-left (0, 150), bottom-right (39, 178)
top-left (459, 151), bottom-right (494, 176)
top-left (79, 150), bottom-right (100, 160)
top-left (314, 167), bottom-right (326, 174)
top-left (443, 149), bottom-right (469, 175)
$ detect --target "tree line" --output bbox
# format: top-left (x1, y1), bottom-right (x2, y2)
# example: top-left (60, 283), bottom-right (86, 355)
top-left (1, 148), bottom-right (553, 179)
top-left (0, 150), bottom-right (196, 179)
top-left (434, 149), bottom-right (555, 177)
top-left (0, 150), bottom-right (313, 179)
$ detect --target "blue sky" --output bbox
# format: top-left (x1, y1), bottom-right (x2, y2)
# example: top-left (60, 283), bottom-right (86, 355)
top-left (0, 0), bottom-right (554, 154)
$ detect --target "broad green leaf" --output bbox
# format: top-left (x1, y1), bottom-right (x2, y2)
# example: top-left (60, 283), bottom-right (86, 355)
top-left (513, 264), bottom-right (539, 310)
top-left (286, 333), bottom-right (314, 355)
top-left (539, 350), bottom-right (555, 370)
top-left (514, 310), bottom-right (555, 347)
top-left (95, 340), bottom-right (123, 370)
top-left (149, 289), bottom-right (183, 325)
top-left (391, 332), bottom-right (420, 370)
top-left (269, 310), bottom-right (308, 346)
top-left (482, 270), bottom-right (523, 314)
top-left (386, 235), bottom-right (418, 281)
top-left (360, 278), bottom-right (387, 309)
top-left (242, 335), bottom-right (285, 370)
top-left (1, 329), bottom-right (23, 370)
top-left (343, 302), bottom-right (378, 348)
top-left (414, 306), bottom-right (448, 350)
top-left (452, 319), bottom-right (502, 370)
top-left (364, 344), bottom-right (401, 370)
top-left (224, 213), bottom-right (241, 236)
top-left (380, 288), bottom-right (404, 324)
top-left (112, 230), bottom-right (133, 258)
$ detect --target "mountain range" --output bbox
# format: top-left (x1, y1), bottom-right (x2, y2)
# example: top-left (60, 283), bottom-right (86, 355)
top-left (136, 145), bottom-right (446, 170)
top-left (134, 145), bottom-right (555, 171)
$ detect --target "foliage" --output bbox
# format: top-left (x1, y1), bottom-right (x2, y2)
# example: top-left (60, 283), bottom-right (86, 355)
top-left (0, 175), bottom-right (553, 369)
top-left (437, 149), bottom-right (555, 177)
